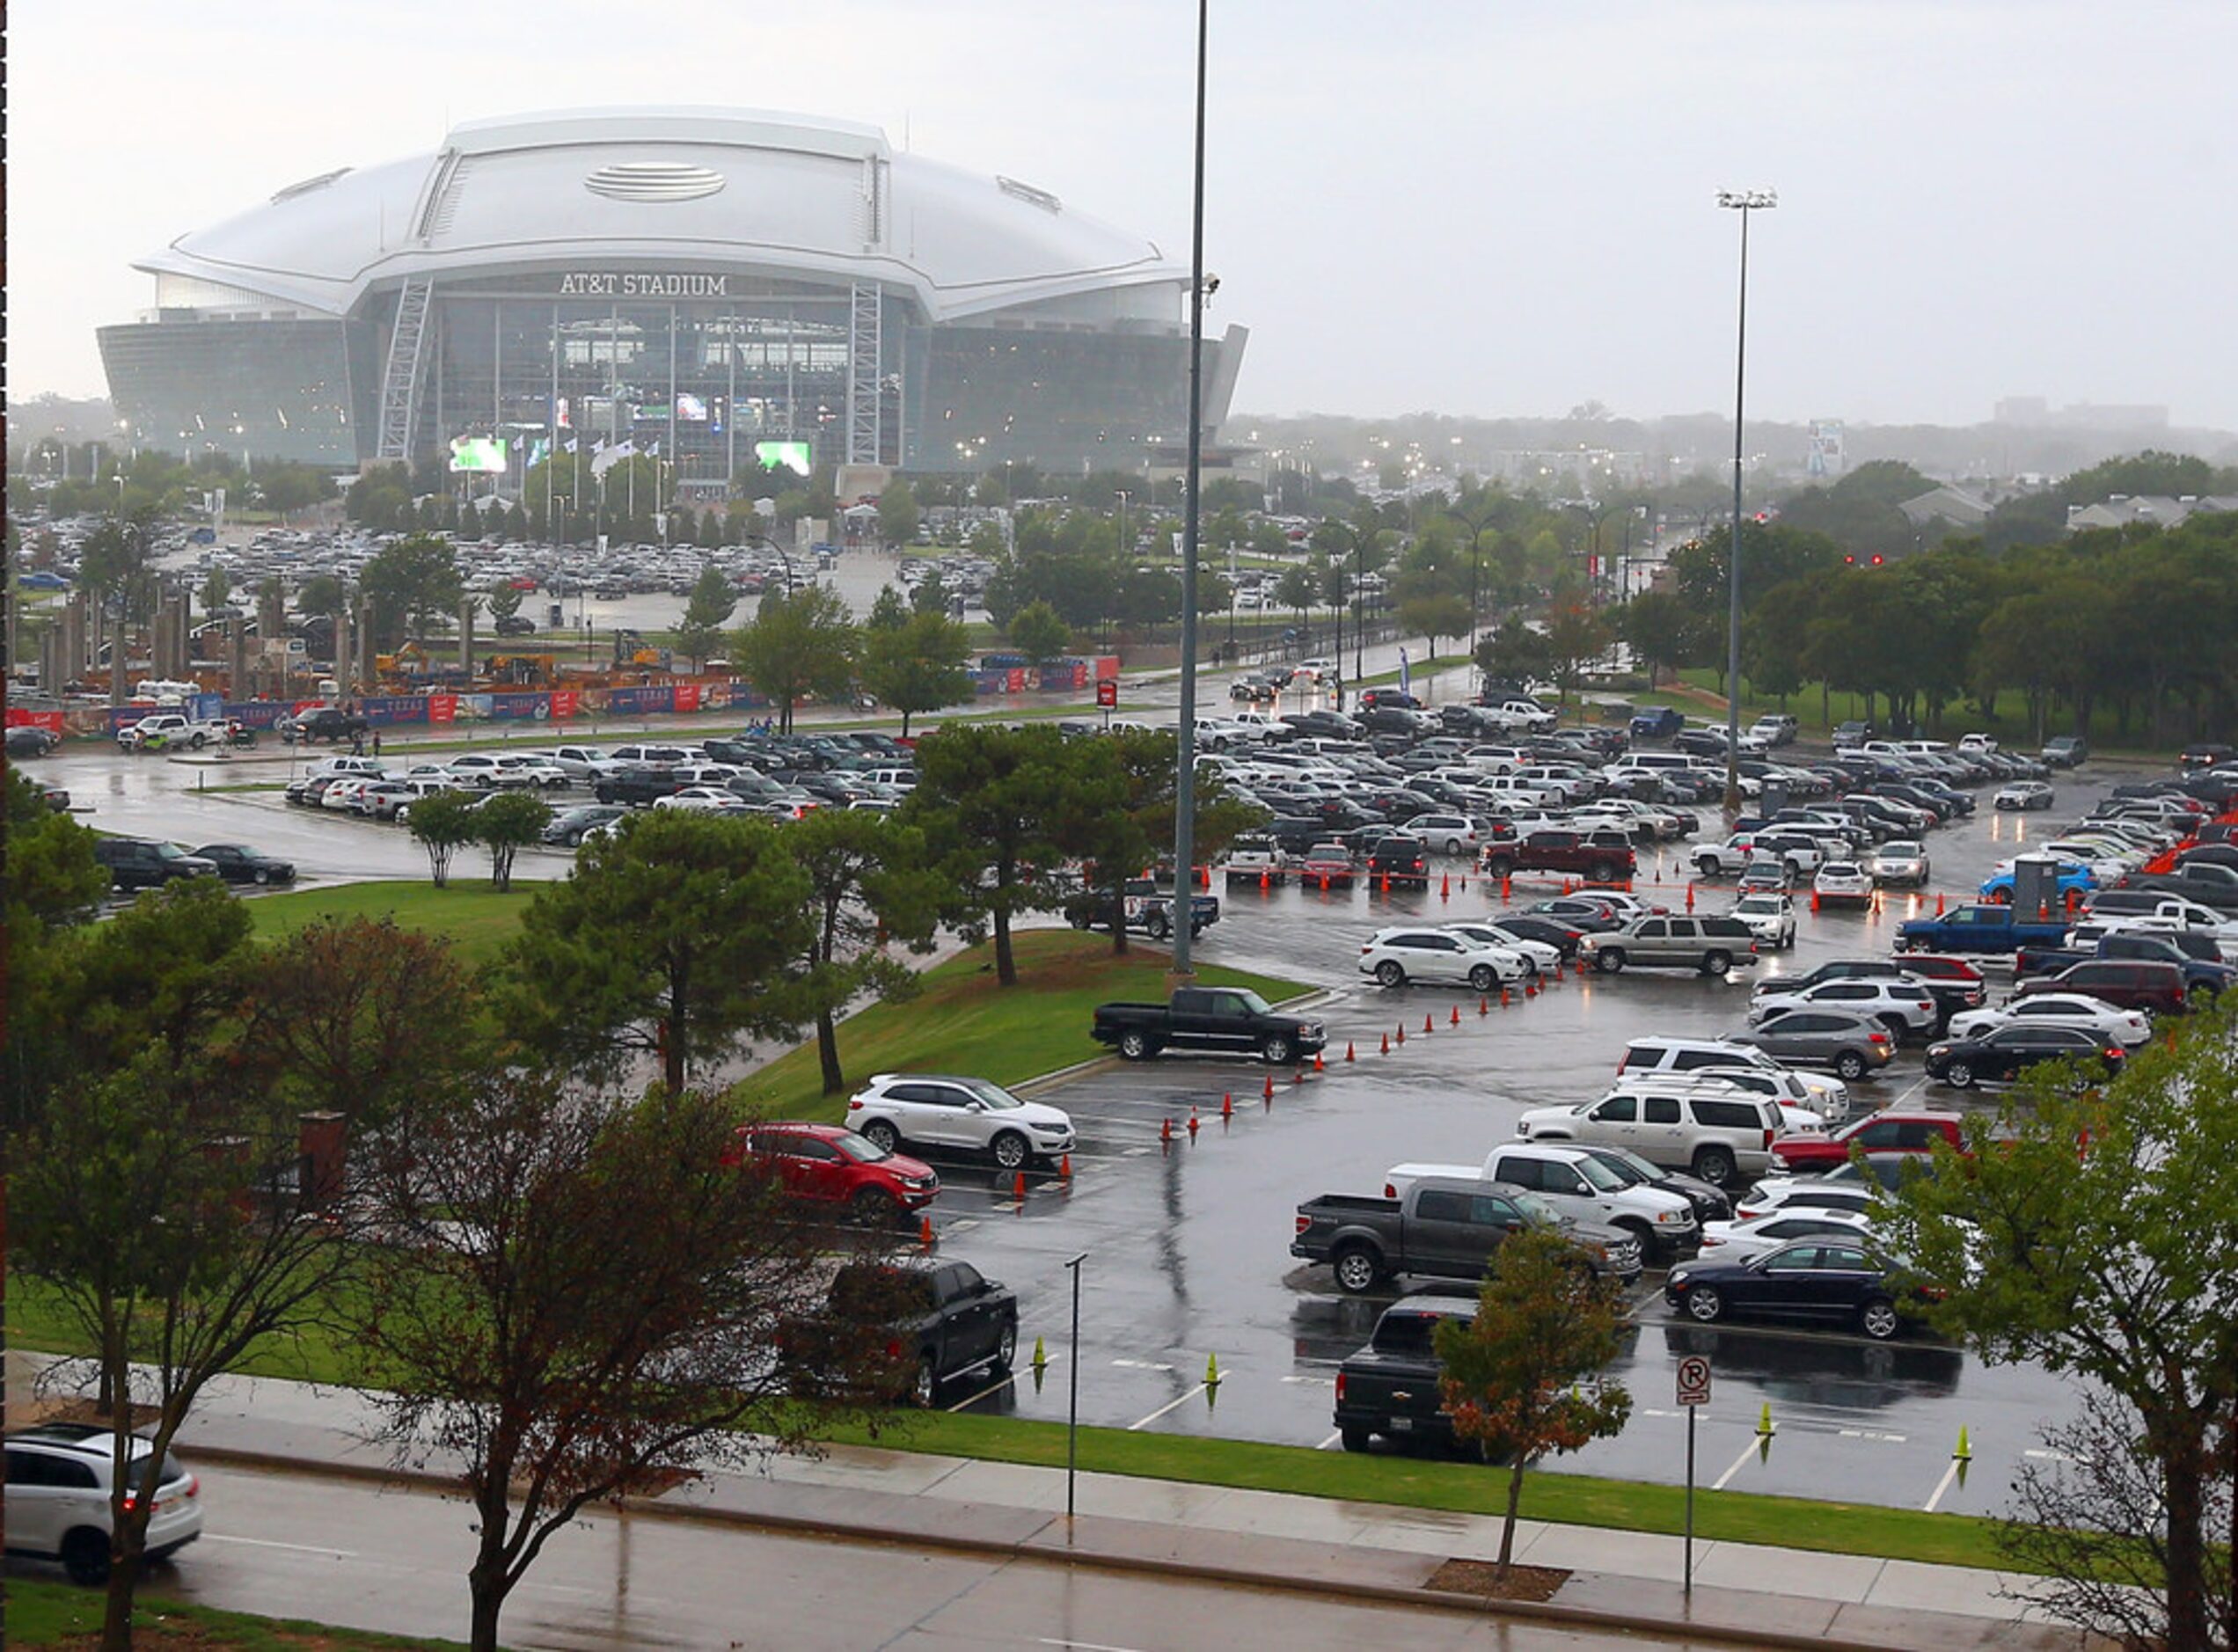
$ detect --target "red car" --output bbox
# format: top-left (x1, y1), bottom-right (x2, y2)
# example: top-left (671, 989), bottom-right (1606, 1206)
top-left (729, 1123), bottom-right (940, 1220)
top-left (1769, 1110), bottom-right (1967, 1173)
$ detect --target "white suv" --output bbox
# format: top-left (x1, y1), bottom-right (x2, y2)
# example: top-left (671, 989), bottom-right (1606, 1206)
top-left (1358, 926), bottom-right (1529, 990)
top-left (4, 1424), bottom-right (205, 1583)
top-left (846, 1073), bottom-right (1075, 1171)
top-left (1516, 1079), bottom-right (1787, 1188)
top-left (1749, 976), bottom-right (1942, 1039)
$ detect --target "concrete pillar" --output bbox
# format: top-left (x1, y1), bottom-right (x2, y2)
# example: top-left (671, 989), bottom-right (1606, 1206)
top-left (40, 624), bottom-right (63, 695)
top-left (459, 598), bottom-right (476, 675)
top-left (333, 604), bottom-right (353, 697)
top-left (62, 593), bottom-right (86, 683)
top-left (227, 618), bottom-right (246, 697)
top-left (356, 599), bottom-right (375, 691)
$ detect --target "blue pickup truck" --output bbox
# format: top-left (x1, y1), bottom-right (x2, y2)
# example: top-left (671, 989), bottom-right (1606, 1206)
top-left (1978, 859), bottom-right (2098, 904)
top-left (1897, 903), bottom-right (2073, 955)
top-left (1629, 705), bottom-right (1686, 740)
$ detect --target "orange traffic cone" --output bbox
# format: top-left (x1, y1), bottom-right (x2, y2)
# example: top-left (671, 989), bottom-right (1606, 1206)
top-left (1396, 1024), bottom-right (1406, 1045)
top-left (1501, 874), bottom-right (1512, 902)
top-left (1186, 1110), bottom-right (1200, 1138)
top-left (1525, 979), bottom-right (1539, 998)
top-left (1221, 1091), bottom-right (1234, 1119)
top-left (1935, 891), bottom-right (1946, 915)
top-left (1060, 1153), bottom-right (1073, 1181)
top-left (1313, 1050), bottom-right (1326, 1072)
top-left (1292, 1066), bottom-right (1306, 1086)
top-left (1479, 996), bottom-right (1489, 1017)
top-left (1345, 1041), bottom-right (1357, 1062)
top-left (1440, 873), bottom-right (1451, 900)
top-left (1161, 1116), bottom-right (1174, 1145)
top-left (1380, 873), bottom-right (1391, 895)
top-left (919, 1216), bottom-right (935, 1251)
top-left (1686, 882), bottom-right (1696, 911)
top-left (1380, 1032), bottom-right (1390, 1055)
top-left (1263, 1072), bottom-right (1276, 1100)
top-left (1013, 1170), bottom-right (1028, 1202)
top-left (1810, 888), bottom-right (1820, 913)
top-left (1500, 986), bottom-right (1511, 1007)
top-left (1450, 1005), bottom-right (1461, 1026)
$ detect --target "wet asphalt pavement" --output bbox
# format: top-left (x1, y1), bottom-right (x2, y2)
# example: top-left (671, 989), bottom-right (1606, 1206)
top-left (39, 733), bottom-right (2144, 1517)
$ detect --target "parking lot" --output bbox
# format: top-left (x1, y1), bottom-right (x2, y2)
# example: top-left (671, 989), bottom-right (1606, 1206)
top-left (46, 735), bottom-right (2158, 1515)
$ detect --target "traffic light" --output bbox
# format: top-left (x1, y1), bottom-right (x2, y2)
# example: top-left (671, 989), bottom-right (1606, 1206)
top-left (1870, 554), bottom-right (1885, 566)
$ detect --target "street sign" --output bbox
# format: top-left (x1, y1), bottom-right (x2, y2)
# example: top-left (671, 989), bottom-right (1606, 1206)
top-left (1095, 678), bottom-right (1118, 709)
top-left (1677, 1356), bottom-right (1712, 1408)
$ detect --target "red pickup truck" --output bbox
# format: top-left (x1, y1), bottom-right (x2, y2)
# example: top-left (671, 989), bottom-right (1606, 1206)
top-left (1483, 828), bottom-right (1637, 885)
top-left (1768, 1110), bottom-right (1966, 1173)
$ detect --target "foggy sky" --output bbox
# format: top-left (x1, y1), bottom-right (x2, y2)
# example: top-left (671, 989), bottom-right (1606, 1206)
top-left (12, 0), bottom-right (2235, 432)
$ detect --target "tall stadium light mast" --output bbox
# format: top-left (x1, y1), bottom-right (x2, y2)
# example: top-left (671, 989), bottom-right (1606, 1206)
top-left (1170, 0), bottom-right (1210, 983)
top-left (1715, 187), bottom-right (1774, 816)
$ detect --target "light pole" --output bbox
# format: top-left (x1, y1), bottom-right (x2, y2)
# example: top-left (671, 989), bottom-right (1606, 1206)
top-left (1169, 0), bottom-right (1209, 983)
top-left (1716, 187), bottom-right (1775, 816)
top-left (1450, 499), bottom-right (1496, 662)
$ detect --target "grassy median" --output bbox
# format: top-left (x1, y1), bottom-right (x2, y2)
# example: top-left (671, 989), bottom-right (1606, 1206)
top-left (4, 1578), bottom-right (467, 1648)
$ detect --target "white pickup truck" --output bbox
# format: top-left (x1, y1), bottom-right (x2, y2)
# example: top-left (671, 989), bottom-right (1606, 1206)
top-left (1382, 1141), bottom-right (1698, 1260)
top-left (116, 712), bottom-right (230, 751)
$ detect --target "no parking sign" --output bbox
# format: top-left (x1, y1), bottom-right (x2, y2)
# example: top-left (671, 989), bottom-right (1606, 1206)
top-left (1677, 1355), bottom-right (1712, 1407)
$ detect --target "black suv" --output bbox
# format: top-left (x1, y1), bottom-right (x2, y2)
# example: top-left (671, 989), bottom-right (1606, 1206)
top-left (1364, 834), bottom-right (1430, 887)
top-left (279, 706), bottom-right (370, 745)
top-left (93, 838), bottom-right (219, 890)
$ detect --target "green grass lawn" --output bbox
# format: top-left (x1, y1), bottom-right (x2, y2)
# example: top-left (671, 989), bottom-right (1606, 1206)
top-left (4, 1578), bottom-right (467, 1648)
top-left (735, 927), bottom-right (1310, 1124)
top-left (243, 881), bottom-right (534, 969)
top-left (834, 1409), bottom-right (2022, 1574)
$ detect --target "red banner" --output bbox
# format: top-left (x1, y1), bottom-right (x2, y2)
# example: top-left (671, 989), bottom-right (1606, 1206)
top-left (1006, 669), bottom-right (1027, 693)
top-left (5, 708), bottom-right (64, 732)
top-left (548, 690), bottom-right (580, 720)
top-left (673, 682), bottom-right (702, 713)
top-left (427, 695), bottom-right (458, 724)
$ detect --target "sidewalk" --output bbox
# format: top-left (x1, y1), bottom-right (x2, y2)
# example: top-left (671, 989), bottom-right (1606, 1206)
top-left (9, 1352), bottom-right (2096, 1650)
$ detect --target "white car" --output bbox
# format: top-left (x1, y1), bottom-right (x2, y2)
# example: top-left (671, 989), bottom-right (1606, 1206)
top-left (846, 1072), bottom-right (1075, 1171)
top-left (1994, 780), bottom-right (2054, 811)
top-left (1866, 841), bottom-right (1930, 888)
top-left (1957, 733), bottom-right (1999, 756)
top-left (1748, 976), bottom-right (1942, 1037)
top-left (1699, 1206), bottom-right (1876, 1264)
top-left (491, 754), bottom-right (570, 789)
top-left (1686, 1062), bottom-right (1852, 1126)
top-left (1358, 926), bottom-right (1529, 990)
top-left (1732, 1173), bottom-right (1883, 1223)
top-left (5, 1423), bottom-right (204, 1583)
top-left (1410, 814), bottom-right (1481, 856)
top-left (1729, 892), bottom-right (1797, 950)
top-left (653, 786), bottom-right (750, 813)
top-left (1439, 921), bottom-right (1559, 978)
top-left (1945, 991), bottom-right (2153, 1049)
top-left (440, 753), bottom-right (510, 787)
top-left (1812, 861), bottom-right (1876, 907)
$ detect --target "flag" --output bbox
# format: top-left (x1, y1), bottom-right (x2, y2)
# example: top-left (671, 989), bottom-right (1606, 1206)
top-left (1399, 647), bottom-right (1411, 698)
top-left (590, 438), bottom-right (636, 479)
top-left (560, 437), bottom-right (577, 454)
top-left (646, 440), bottom-right (660, 458)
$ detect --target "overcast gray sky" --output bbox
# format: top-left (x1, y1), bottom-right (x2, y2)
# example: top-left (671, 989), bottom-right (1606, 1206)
top-left (13, 0), bottom-right (2235, 430)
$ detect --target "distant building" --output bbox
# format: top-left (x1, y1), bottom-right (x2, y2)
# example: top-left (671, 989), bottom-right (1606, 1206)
top-left (1898, 485), bottom-right (1993, 530)
top-left (2066, 494), bottom-right (2238, 532)
top-left (99, 106), bottom-right (1246, 482)
top-left (1994, 397), bottom-right (2169, 430)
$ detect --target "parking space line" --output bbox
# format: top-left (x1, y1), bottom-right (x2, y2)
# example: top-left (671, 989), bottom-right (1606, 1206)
top-left (1922, 1457), bottom-right (1963, 1512)
top-left (1314, 1430), bottom-right (1342, 1451)
top-left (1126, 1385), bottom-right (1209, 1430)
top-left (1709, 1438), bottom-right (1761, 1491)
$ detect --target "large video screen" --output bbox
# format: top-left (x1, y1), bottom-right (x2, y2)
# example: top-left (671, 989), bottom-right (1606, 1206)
top-left (755, 439), bottom-right (812, 477)
top-left (449, 435), bottom-right (509, 474)
top-left (676, 392), bottom-right (709, 422)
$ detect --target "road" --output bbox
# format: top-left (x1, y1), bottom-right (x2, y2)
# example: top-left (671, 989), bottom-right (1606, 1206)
top-left (120, 1462), bottom-right (1721, 1651)
top-left (32, 728), bottom-right (2138, 1517)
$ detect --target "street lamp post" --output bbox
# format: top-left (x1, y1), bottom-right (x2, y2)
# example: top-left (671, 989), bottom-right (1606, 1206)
top-left (1716, 188), bottom-right (1775, 816)
top-left (1169, 0), bottom-right (1210, 983)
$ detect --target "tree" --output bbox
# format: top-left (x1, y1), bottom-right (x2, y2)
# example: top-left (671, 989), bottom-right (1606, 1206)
top-left (1006, 599), bottom-right (1071, 664)
top-left (360, 531), bottom-right (464, 646)
top-left (473, 790), bottom-right (552, 891)
top-left (405, 790), bottom-right (483, 888)
top-left (1475, 622), bottom-right (1554, 692)
top-left (911, 566), bottom-right (953, 617)
top-left (296, 572), bottom-right (349, 622)
top-left (877, 478), bottom-right (921, 547)
top-left (352, 1074), bottom-right (877, 1652)
top-left (674, 564), bottom-right (739, 668)
top-left (14, 1043), bottom-right (363, 1650)
top-left (5, 773), bottom-right (110, 1129)
top-left (1876, 1011), bottom-right (2238, 1651)
top-left (1434, 1226), bottom-right (1635, 1578)
top-left (485, 582), bottom-right (523, 625)
top-left (1398, 591), bottom-right (1472, 670)
top-left (859, 609), bottom-right (975, 736)
top-left (498, 811), bottom-right (812, 1094)
top-left (233, 917), bottom-right (478, 1130)
top-left (866, 583), bottom-right (909, 632)
top-left (782, 809), bottom-right (944, 1094)
top-left (197, 565), bottom-right (231, 616)
top-left (1541, 604), bottom-right (1613, 707)
top-left (902, 725), bottom-right (1077, 986)
top-left (732, 584), bottom-right (857, 734)
top-left (1058, 732), bottom-right (1263, 955)
top-left (1617, 591), bottom-right (1701, 689)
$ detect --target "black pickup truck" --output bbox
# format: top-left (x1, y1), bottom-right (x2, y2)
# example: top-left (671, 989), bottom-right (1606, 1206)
top-left (594, 764), bottom-right (687, 807)
top-left (1064, 877), bottom-right (1220, 942)
top-left (1334, 1295), bottom-right (1478, 1455)
top-left (1291, 1175), bottom-right (1642, 1295)
top-left (780, 1259), bottom-right (1019, 1406)
top-left (1092, 986), bottom-right (1324, 1064)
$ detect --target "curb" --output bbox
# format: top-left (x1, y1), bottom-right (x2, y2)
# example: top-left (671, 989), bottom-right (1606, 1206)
top-left (172, 1439), bottom-right (2066, 1652)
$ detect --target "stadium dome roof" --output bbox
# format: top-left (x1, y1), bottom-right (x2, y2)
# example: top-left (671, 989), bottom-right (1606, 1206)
top-left (135, 107), bottom-right (1184, 325)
